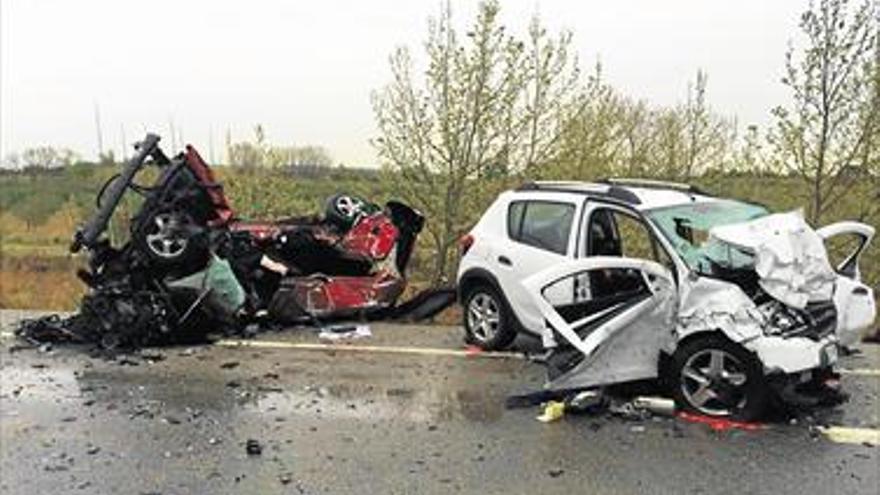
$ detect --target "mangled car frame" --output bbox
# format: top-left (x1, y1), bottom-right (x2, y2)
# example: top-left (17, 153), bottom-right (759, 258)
top-left (457, 179), bottom-right (876, 419)
top-left (20, 133), bottom-right (452, 348)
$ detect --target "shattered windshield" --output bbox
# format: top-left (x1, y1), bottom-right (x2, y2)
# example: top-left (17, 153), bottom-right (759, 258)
top-left (646, 200), bottom-right (769, 275)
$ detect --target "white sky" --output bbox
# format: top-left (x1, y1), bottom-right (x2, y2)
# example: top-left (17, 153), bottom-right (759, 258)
top-left (1, 0), bottom-right (802, 167)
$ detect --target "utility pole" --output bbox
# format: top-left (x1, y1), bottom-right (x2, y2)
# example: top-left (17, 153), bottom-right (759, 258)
top-left (169, 117), bottom-right (177, 151)
top-left (119, 123), bottom-right (127, 161)
top-left (208, 124), bottom-right (215, 163)
top-left (94, 102), bottom-right (104, 159)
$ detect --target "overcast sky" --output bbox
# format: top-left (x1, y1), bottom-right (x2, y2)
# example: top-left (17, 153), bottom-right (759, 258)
top-left (1, 0), bottom-right (803, 167)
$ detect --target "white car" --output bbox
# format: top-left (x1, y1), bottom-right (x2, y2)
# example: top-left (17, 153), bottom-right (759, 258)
top-left (456, 179), bottom-right (876, 418)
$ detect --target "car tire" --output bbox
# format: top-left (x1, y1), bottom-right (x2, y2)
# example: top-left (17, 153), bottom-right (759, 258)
top-left (463, 284), bottom-right (517, 351)
top-left (135, 209), bottom-right (207, 268)
top-left (670, 335), bottom-right (768, 421)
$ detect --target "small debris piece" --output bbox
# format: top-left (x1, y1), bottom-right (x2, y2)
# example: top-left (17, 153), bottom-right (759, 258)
top-left (548, 468), bottom-right (565, 478)
top-left (220, 361), bottom-right (240, 369)
top-left (536, 401), bottom-right (565, 423)
top-left (676, 411), bottom-right (766, 432)
top-left (318, 324), bottom-right (372, 342)
top-left (631, 396), bottom-right (676, 417)
top-left (246, 439), bottom-right (263, 456)
top-left (464, 345), bottom-right (484, 356)
top-left (565, 390), bottom-right (606, 415)
top-left (86, 446), bottom-right (100, 455)
top-left (279, 474), bottom-right (293, 485)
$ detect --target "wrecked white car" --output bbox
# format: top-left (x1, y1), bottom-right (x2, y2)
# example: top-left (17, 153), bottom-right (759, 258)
top-left (457, 179), bottom-right (875, 419)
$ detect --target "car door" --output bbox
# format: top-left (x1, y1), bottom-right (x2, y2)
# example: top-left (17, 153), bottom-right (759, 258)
top-left (494, 198), bottom-right (580, 333)
top-left (522, 257), bottom-right (678, 391)
top-left (815, 221), bottom-right (875, 280)
top-left (816, 221), bottom-right (876, 346)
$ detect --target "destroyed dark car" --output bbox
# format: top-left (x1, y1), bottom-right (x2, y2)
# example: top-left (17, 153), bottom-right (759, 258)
top-left (22, 133), bottom-right (451, 348)
top-left (457, 179), bottom-right (876, 419)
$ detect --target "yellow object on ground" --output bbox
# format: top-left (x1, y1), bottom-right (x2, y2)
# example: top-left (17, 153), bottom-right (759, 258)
top-left (536, 401), bottom-right (566, 423)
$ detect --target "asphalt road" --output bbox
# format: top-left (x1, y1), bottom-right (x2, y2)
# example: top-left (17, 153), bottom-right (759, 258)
top-left (0, 310), bottom-right (878, 495)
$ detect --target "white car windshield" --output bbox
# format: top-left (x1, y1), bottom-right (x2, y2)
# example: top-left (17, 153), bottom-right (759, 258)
top-left (646, 200), bottom-right (769, 275)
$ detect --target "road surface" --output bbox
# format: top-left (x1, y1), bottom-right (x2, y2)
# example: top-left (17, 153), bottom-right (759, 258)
top-left (1, 310), bottom-right (878, 494)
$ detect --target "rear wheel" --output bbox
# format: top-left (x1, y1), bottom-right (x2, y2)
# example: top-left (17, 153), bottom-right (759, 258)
top-left (463, 285), bottom-right (517, 350)
top-left (671, 335), bottom-right (768, 421)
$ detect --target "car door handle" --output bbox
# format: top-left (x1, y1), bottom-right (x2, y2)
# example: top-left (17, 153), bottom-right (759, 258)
top-left (498, 256), bottom-right (513, 267)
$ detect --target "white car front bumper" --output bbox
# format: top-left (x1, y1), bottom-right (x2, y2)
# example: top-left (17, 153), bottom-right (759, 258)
top-left (746, 334), bottom-right (839, 375)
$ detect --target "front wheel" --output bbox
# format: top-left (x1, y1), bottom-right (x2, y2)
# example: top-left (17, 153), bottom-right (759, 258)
top-left (463, 285), bottom-right (517, 350)
top-left (135, 210), bottom-right (206, 267)
top-left (671, 335), bottom-right (768, 421)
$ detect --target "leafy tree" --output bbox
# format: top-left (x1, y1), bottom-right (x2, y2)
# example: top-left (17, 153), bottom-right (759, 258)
top-left (547, 64), bottom-right (623, 180)
top-left (372, 1), bottom-right (582, 284)
top-left (770, 0), bottom-right (879, 223)
top-left (679, 70), bottom-right (736, 178)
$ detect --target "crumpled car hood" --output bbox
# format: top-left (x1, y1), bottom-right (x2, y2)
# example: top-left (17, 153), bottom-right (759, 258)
top-left (709, 210), bottom-right (837, 309)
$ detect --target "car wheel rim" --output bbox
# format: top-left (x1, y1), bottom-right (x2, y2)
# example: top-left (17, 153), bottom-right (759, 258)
top-left (467, 293), bottom-right (500, 342)
top-left (335, 196), bottom-right (362, 219)
top-left (680, 348), bottom-right (749, 416)
top-left (145, 213), bottom-right (189, 259)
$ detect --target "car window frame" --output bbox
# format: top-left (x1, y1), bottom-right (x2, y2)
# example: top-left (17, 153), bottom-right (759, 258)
top-left (580, 201), bottom-right (678, 282)
top-left (507, 199), bottom-right (577, 256)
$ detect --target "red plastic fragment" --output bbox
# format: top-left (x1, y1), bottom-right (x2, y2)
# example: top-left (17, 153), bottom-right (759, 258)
top-left (464, 345), bottom-right (484, 356)
top-left (676, 411), bottom-right (766, 432)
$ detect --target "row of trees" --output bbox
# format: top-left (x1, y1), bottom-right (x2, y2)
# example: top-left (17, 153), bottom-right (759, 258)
top-left (1, 126), bottom-right (334, 173)
top-left (373, 0), bottom-right (880, 284)
top-left (2, 146), bottom-right (80, 171)
top-left (224, 125), bottom-right (334, 170)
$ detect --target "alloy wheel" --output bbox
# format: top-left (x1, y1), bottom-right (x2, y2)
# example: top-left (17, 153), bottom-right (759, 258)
top-left (680, 348), bottom-right (749, 416)
top-left (145, 212), bottom-right (190, 259)
top-left (467, 293), bottom-right (501, 342)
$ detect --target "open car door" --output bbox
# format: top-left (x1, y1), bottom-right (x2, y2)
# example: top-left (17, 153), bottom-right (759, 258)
top-left (816, 221), bottom-right (875, 280)
top-left (816, 222), bottom-right (876, 347)
top-left (523, 256), bottom-right (677, 391)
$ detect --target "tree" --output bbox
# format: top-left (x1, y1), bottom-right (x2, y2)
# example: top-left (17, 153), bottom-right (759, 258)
top-left (226, 124), bottom-right (333, 170)
top-left (226, 125), bottom-right (268, 169)
top-left (546, 64), bottom-right (623, 179)
top-left (770, 0), bottom-right (879, 223)
top-left (372, 1), bottom-right (582, 284)
top-left (735, 124), bottom-right (769, 175)
top-left (19, 146), bottom-right (78, 170)
top-left (679, 70), bottom-right (736, 178)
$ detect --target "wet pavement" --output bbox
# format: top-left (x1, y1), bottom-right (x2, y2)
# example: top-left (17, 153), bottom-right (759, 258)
top-left (1, 311), bottom-right (878, 494)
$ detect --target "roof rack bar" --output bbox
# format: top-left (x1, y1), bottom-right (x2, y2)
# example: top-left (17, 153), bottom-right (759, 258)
top-left (515, 181), bottom-right (641, 205)
top-left (599, 177), bottom-right (711, 196)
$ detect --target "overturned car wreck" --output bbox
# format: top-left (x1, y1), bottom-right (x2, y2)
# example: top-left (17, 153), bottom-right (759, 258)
top-left (18, 134), bottom-right (453, 348)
